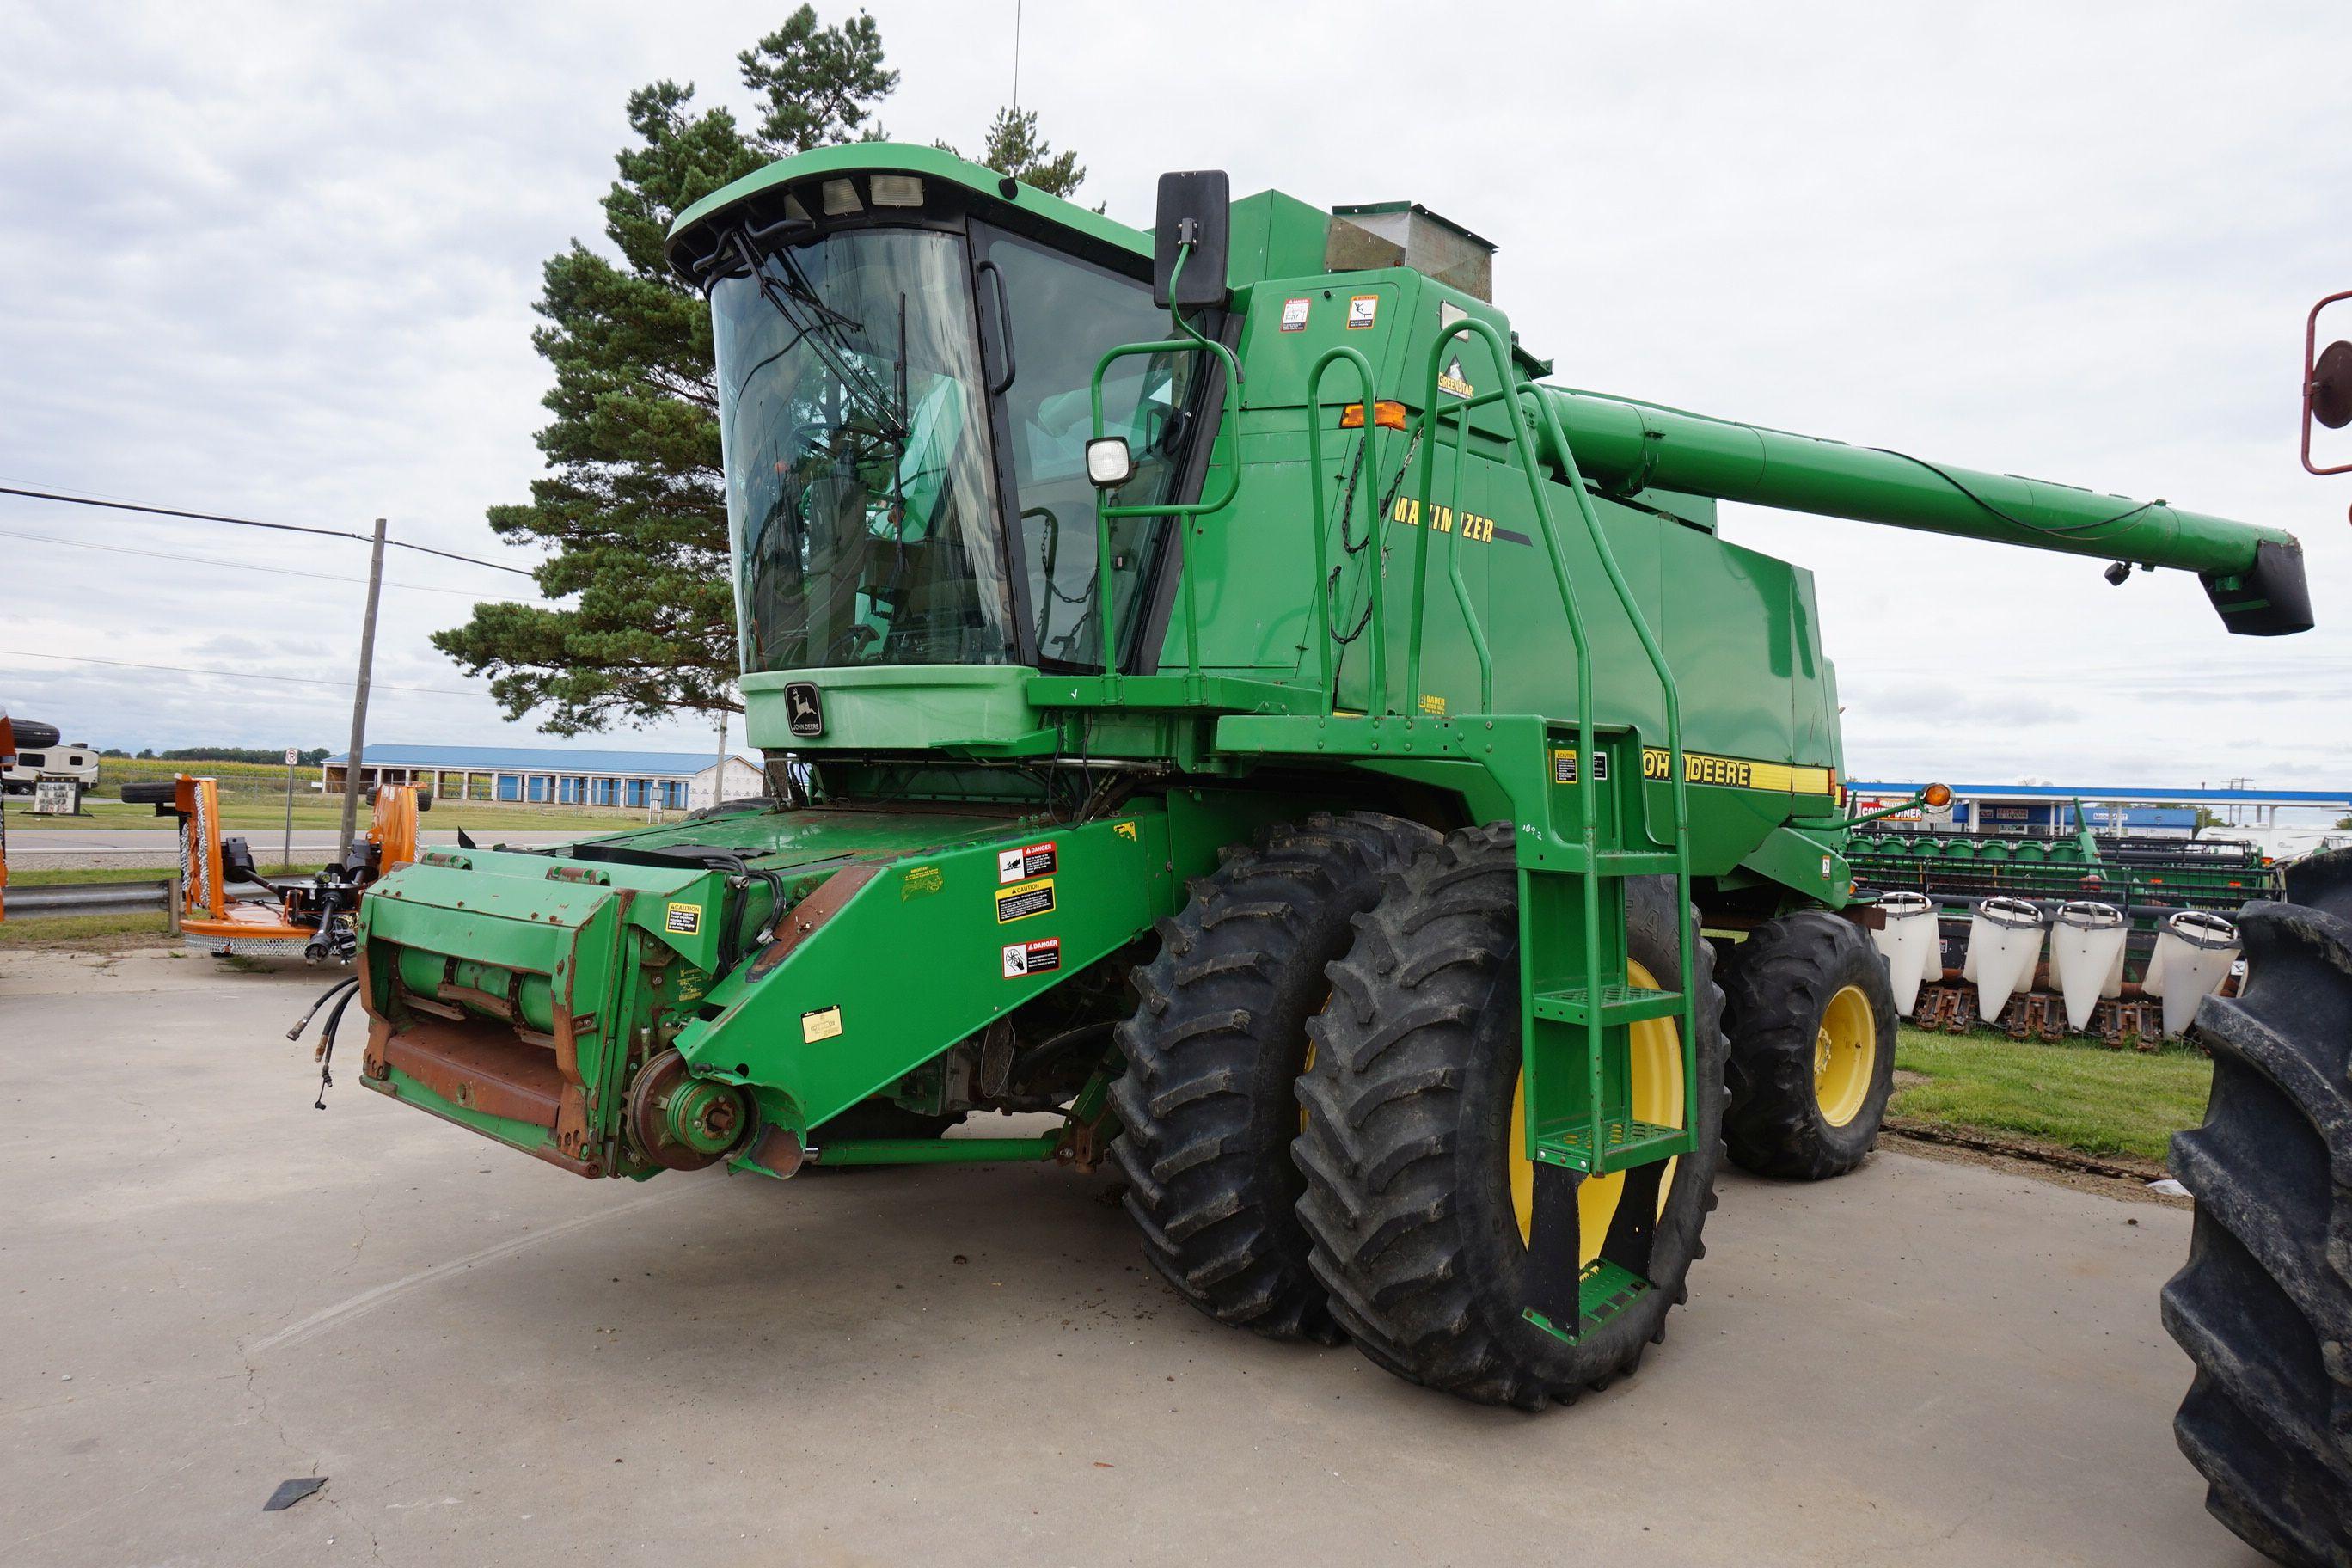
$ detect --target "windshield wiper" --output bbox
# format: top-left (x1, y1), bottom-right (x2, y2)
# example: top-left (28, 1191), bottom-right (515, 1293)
top-left (729, 230), bottom-right (909, 444)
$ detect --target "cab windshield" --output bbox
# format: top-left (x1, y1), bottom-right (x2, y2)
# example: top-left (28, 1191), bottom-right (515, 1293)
top-left (712, 219), bottom-right (1199, 674)
top-left (715, 229), bottom-right (1008, 670)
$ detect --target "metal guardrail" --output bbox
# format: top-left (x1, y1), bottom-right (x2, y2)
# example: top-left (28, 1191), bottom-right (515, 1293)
top-left (3, 879), bottom-right (174, 920)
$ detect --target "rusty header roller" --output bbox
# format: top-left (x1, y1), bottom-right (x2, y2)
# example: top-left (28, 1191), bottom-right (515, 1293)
top-left (1535, 384), bottom-right (2312, 635)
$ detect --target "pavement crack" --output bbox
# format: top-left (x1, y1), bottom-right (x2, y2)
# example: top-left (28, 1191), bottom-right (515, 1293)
top-left (326, 1491), bottom-right (388, 1566)
top-left (335, 1188), bottom-right (379, 1278)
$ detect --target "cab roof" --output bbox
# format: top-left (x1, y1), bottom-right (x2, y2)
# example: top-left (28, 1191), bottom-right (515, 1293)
top-left (665, 143), bottom-right (1152, 282)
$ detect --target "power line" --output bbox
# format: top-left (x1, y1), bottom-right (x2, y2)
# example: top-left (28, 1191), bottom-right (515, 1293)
top-left (0, 484), bottom-right (539, 578)
top-left (0, 527), bottom-right (548, 603)
top-left (0, 648), bottom-right (481, 698)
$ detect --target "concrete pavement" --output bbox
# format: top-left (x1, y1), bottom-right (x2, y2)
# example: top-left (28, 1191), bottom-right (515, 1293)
top-left (0, 949), bottom-right (2257, 1568)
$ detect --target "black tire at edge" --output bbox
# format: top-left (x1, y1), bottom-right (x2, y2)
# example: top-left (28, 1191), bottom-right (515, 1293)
top-left (2162, 847), bottom-right (2352, 1568)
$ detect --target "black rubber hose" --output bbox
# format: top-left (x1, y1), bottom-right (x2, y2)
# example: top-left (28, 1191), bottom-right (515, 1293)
top-left (285, 977), bottom-right (358, 1041)
top-left (313, 985), bottom-right (363, 1109)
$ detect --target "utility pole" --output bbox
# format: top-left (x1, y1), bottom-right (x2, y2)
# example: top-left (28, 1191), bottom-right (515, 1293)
top-left (711, 703), bottom-right (731, 809)
top-left (337, 518), bottom-right (387, 864)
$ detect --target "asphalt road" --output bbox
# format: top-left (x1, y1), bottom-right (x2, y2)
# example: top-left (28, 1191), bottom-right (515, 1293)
top-left (0, 950), bottom-right (2258, 1568)
top-left (2, 829), bottom-right (585, 867)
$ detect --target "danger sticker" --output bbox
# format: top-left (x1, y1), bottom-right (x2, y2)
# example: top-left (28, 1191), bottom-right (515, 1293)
top-left (1002, 937), bottom-right (1062, 978)
top-left (995, 878), bottom-right (1056, 923)
top-left (801, 1005), bottom-right (843, 1044)
top-left (664, 900), bottom-right (702, 935)
top-left (1279, 297), bottom-right (1311, 332)
top-left (996, 841), bottom-right (1057, 884)
top-left (1346, 293), bottom-right (1379, 329)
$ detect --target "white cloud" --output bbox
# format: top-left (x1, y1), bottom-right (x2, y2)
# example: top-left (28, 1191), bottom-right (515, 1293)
top-left (2, 0), bottom-right (2346, 798)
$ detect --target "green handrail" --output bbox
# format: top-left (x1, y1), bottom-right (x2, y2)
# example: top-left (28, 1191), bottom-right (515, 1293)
top-left (1085, 247), bottom-right (1241, 703)
top-left (1522, 385), bottom-right (1698, 1135)
top-left (1406, 319), bottom-right (1599, 849)
top-left (1304, 346), bottom-right (1385, 712)
top-left (1086, 340), bottom-right (1241, 701)
top-left (1404, 318), bottom-right (1614, 1158)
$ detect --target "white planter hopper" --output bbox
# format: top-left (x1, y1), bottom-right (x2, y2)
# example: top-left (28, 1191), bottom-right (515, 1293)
top-left (1870, 891), bottom-right (1939, 1017)
top-left (2049, 901), bottom-right (2127, 1032)
top-left (1967, 896), bottom-right (2045, 1024)
top-left (2145, 910), bottom-right (2240, 1038)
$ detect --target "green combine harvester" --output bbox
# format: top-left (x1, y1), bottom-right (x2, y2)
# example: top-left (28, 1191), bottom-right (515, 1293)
top-left (338, 146), bottom-right (2346, 1563)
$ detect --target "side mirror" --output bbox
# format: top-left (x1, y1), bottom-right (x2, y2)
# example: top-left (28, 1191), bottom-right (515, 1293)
top-left (1152, 169), bottom-right (1230, 310)
top-left (1086, 437), bottom-right (1135, 490)
top-left (2313, 339), bottom-right (2352, 430)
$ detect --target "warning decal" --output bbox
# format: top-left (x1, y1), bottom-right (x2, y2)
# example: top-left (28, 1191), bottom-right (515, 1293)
top-left (995, 878), bottom-right (1056, 924)
top-left (995, 841), bottom-right (1057, 884)
top-left (1279, 297), bottom-right (1311, 332)
top-left (1551, 749), bottom-right (1609, 784)
top-left (801, 1006), bottom-right (843, 1044)
top-left (664, 900), bottom-right (702, 935)
top-left (1346, 293), bottom-right (1379, 329)
top-left (1002, 937), bottom-right (1063, 978)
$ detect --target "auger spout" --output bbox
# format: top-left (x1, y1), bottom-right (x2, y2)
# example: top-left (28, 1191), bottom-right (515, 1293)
top-left (1536, 384), bottom-right (2312, 634)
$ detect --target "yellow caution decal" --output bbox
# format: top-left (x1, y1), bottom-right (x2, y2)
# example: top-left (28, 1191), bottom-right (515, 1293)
top-left (995, 878), bottom-right (1056, 923)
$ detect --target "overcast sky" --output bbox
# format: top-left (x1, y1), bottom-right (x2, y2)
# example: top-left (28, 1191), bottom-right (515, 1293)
top-left (3, 0), bottom-right (2347, 797)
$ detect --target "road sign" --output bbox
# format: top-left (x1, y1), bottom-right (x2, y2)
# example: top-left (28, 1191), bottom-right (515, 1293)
top-left (285, 747), bottom-right (298, 767)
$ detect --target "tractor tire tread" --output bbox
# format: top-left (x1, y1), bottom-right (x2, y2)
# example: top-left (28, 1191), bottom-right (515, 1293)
top-left (1719, 909), bottom-right (1899, 1180)
top-left (2163, 851), bottom-right (2352, 1568)
top-left (1294, 823), bottom-right (1725, 1410)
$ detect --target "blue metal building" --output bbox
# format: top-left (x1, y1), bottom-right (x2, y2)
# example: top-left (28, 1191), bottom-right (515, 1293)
top-left (321, 744), bottom-right (754, 810)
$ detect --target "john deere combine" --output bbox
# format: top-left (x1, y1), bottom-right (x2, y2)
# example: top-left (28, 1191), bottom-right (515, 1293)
top-left (341, 147), bottom-right (2341, 1561)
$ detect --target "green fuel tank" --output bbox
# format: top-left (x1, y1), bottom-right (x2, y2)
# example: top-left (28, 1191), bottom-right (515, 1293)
top-left (1535, 386), bottom-right (2312, 635)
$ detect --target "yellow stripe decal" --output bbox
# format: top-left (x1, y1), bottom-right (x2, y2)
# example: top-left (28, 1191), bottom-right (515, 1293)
top-left (1550, 747), bottom-right (1837, 796)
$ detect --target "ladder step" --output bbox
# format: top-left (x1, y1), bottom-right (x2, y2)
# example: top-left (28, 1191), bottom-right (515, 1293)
top-left (1523, 1259), bottom-right (1651, 1346)
top-left (1594, 850), bottom-right (1678, 876)
top-left (1531, 984), bottom-right (1685, 1026)
top-left (1533, 1118), bottom-right (1690, 1173)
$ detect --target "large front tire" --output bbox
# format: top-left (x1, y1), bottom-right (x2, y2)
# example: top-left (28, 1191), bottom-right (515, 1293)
top-left (1110, 812), bottom-right (1437, 1342)
top-left (2162, 850), bottom-right (2352, 1568)
top-left (1294, 824), bottom-right (1725, 1408)
top-left (1719, 910), bottom-right (1897, 1180)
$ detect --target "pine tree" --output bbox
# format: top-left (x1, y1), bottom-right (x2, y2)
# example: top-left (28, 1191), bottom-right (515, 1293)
top-left (435, 9), bottom-right (893, 733)
top-left (959, 107), bottom-right (1087, 199)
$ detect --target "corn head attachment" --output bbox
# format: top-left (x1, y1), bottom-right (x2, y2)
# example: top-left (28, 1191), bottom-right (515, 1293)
top-left (349, 800), bottom-right (1225, 1180)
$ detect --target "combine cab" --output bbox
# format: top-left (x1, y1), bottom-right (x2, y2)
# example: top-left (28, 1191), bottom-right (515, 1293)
top-left (336, 146), bottom-right (2339, 1561)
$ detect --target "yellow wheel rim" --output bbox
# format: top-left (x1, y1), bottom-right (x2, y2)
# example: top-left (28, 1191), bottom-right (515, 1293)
top-left (1814, 983), bottom-right (1876, 1128)
top-left (1507, 959), bottom-right (1684, 1262)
